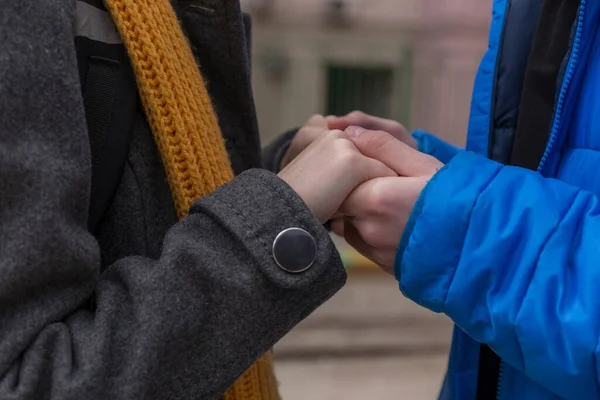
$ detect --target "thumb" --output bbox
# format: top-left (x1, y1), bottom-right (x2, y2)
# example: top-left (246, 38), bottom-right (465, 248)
top-left (346, 126), bottom-right (442, 177)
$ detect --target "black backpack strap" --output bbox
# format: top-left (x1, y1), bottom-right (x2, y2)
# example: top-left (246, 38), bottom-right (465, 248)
top-left (74, 2), bottom-right (138, 234)
top-left (83, 56), bottom-right (119, 173)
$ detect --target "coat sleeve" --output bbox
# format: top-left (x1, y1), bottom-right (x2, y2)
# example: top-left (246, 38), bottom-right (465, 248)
top-left (396, 151), bottom-right (600, 399)
top-left (0, 2), bottom-right (345, 399)
top-left (261, 128), bottom-right (299, 173)
top-left (412, 130), bottom-right (462, 164)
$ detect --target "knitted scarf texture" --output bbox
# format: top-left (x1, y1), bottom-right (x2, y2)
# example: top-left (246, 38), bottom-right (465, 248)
top-left (104, 0), bottom-right (280, 398)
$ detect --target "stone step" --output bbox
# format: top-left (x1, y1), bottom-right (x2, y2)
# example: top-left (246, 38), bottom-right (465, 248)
top-left (275, 274), bottom-right (454, 360)
top-left (275, 319), bottom-right (452, 360)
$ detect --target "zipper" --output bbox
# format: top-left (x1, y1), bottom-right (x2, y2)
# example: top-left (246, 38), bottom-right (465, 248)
top-left (537, 1), bottom-right (587, 174)
top-left (496, 361), bottom-right (505, 400)
top-left (489, 3), bottom-right (585, 400)
top-left (486, 0), bottom-right (513, 159)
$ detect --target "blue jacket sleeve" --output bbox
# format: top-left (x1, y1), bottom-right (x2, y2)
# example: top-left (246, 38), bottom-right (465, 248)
top-left (396, 151), bottom-right (600, 399)
top-left (412, 130), bottom-right (462, 164)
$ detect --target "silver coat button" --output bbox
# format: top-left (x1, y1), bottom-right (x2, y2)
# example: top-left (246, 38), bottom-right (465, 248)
top-left (272, 227), bottom-right (317, 273)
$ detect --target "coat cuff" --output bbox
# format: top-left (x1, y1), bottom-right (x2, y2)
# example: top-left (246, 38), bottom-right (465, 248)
top-left (395, 151), bottom-right (503, 313)
top-left (191, 169), bottom-right (346, 291)
top-left (413, 130), bottom-right (462, 164)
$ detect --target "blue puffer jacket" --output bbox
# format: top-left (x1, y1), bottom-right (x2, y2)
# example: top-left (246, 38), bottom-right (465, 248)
top-left (396, 0), bottom-right (600, 399)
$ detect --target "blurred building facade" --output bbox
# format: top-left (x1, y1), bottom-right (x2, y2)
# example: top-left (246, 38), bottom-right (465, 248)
top-left (240, 0), bottom-right (493, 146)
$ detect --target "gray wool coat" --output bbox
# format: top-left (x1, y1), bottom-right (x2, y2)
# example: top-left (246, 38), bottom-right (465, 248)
top-left (0, 1), bottom-right (346, 399)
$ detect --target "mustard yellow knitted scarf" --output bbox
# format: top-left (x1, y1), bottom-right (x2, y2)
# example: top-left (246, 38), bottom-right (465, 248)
top-left (104, 0), bottom-right (280, 398)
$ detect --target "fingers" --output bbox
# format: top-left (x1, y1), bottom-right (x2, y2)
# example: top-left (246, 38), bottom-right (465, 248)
top-left (327, 111), bottom-right (414, 146)
top-left (306, 114), bottom-right (329, 129)
top-left (343, 222), bottom-right (395, 275)
top-left (330, 218), bottom-right (344, 237)
top-left (328, 128), bottom-right (398, 182)
top-left (281, 115), bottom-right (331, 169)
top-left (338, 179), bottom-right (393, 247)
top-left (358, 153), bottom-right (398, 183)
top-left (338, 177), bottom-right (380, 217)
top-left (346, 126), bottom-right (442, 177)
top-left (343, 221), bottom-right (378, 260)
top-left (327, 111), bottom-right (393, 132)
top-left (338, 178), bottom-right (403, 249)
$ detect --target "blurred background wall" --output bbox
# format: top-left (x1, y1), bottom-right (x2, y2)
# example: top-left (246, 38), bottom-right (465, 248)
top-left (242, 0), bottom-right (492, 146)
top-left (239, 0), bottom-right (493, 398)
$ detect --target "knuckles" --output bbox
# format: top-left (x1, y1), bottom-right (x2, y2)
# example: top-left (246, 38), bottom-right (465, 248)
top-left (327, 129), bottom-right (347, 139)
top-left (363, 181), bottom-right (393, 215)
top-left (358, 221), bottom-right (397, 251)
top-left (358, 221), bottom-right (384, 246)
top-left (334, 146), bottom-right (361, 168)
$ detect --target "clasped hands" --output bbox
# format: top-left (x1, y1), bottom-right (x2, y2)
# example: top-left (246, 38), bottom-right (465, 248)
top-left (278, 112), bottom-right (443, 275)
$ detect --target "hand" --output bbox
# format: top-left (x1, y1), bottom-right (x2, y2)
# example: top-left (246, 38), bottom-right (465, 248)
top-left (327, 111), bottom-right (417, 150)
top-left (333, 127), bottom-right (443, 275)
top-left (280, 115), bottom-right (329, 170)
top-left (278, 129), bottom-right (397, 224)
top-left (326, 111), bottom-right (416, 231)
